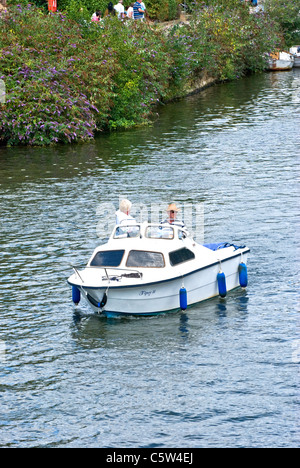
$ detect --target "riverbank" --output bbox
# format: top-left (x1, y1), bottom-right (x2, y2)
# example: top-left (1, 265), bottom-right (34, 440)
top-left (0, 3), bottom-right (282, 146)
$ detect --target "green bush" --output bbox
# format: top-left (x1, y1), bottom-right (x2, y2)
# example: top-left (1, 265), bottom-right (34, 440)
top-left (98, 17), bottom-right (172, 129)
top-left (0, 2), bottom-right (286, 146)
top-left (0, 5), bottom-right (173, 144)
top-left (7, 0), bottom-right (180, 21)
top-left (61, 0), bottom-right (110, 22)
top-left (264, 0), bottom-right (300, 46)
top-left (145, 0), bottom-right (180, 21)
top-left (0, 6), bottom-right (116, 145)
top-left (167, 1), bottom-right (280, 87)
top-left (61, 0), bottom-right (180, 22)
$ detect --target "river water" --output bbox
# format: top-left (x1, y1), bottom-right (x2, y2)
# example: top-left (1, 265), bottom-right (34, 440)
top-left (0, 70), bottom-right (299, 448)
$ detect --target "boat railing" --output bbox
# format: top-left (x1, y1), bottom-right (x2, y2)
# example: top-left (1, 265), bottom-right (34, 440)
top-left (112, 222), bottom-right (191, 241)
top-left (71, 265), bottom-right (143, 283)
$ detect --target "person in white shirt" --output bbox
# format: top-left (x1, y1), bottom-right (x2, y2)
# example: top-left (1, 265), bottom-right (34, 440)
top-left (115, 199), bottom-right (136, 225)
top-left (141, 1), bottom-right (146, 19)
top-left (114, 0), bottom-right (125, 18)
top-left (126, 3), bottom-right (134, 18)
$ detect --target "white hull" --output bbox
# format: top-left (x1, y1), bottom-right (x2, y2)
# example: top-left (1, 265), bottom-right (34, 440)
top-left (291, 56), bottom-right (300, 68)
top-left (268, 59), bottom-right (294, 71)
top-left (289, 46), bottom-right (300, 67)
top-left (68, 222), bottom-right (250, 317)
top-left (268, 52), bottom-right (294, 71)
top-left (72, 251), bottom-right (249, 317)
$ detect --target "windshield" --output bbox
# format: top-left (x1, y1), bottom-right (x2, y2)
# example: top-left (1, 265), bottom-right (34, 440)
top-left (126, 250), bottom-right (165, 268)
top-left (145, 226), bottom-right (174, 239)
top-left (114, 225), bottom-right (140, 239)
top-left (90, 250), bottom-right (125, 267)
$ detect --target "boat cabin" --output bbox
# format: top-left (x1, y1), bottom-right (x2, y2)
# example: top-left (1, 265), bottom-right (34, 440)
top-left (68, 222), bottom-right (250, 315)
top-left (88, 223), bottom-right (197, 271)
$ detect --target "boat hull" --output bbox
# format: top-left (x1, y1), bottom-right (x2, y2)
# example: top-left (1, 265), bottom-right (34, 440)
top-left (268, 59), bottom-right (294, 71)
top-left (289, 47), bottom-right (300, 67)
top-left (293, 57), bottom-right (300, 68)
top-left (75, 251), bottom-right (249, 317)
top-left (268, 52), bottom-right (294, 71)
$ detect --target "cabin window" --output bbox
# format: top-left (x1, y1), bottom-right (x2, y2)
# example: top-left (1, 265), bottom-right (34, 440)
top-left (114, 225), bottom-right (140, 239)
top-left (169, 248), bottom-right (195, 266)
top-left (90, 250), bottom-right (125, 267)
top-left (126, 250), bottom-right (165, 268)
top-left (145, 226), bottom-right (174, 239)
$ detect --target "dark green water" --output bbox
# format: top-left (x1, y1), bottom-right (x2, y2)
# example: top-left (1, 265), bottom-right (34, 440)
top-left (0, 70), bottom-right (299, 447)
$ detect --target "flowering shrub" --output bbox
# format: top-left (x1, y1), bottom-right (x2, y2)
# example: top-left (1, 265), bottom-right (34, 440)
top-left (264, 0), bottom-right (300, 45)
top-left (102, 18), bottom-right (172, 129)
top-left (0, 5), bottom-right (116, 145)
top-left (0, 3), bottom-right (283, 146)
top-left (186, 2), bottom-right (281, 80)
top-left (145, 0), bottom-right (179, 21)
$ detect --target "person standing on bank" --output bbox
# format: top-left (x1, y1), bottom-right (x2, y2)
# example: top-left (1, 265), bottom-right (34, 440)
top-left (114, 0), bottom-right (125, 18)
top-left (91, 10), bottom-right (102, 21)
top-left (126, 3), bottom-right (134, 18)
top-left (133, 0), bottom-right (145, 20)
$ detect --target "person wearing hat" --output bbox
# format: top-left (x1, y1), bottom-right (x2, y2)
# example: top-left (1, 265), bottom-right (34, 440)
top-left (161, 203), bottom-right (185, 228)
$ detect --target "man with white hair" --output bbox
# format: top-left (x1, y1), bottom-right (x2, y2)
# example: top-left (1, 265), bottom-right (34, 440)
top-left (115, 199), bottom-right (136, 225)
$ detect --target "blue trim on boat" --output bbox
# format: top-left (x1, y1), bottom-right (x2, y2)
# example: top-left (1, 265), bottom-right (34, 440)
top-left (101, 308), bottom-right (181, 318)
top-left (96, 285), bottom-right (243, 317)
top-left (203, 242), bottom-right (246, 251)
top-left (68, 248), bottom-right (250, 291)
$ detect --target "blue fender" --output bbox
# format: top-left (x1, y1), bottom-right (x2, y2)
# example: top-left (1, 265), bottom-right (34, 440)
top-left (239, 262), bottom-right (248, 288)
top-left (179, 287), bottom-right (187, 310)
top-left (217, 271), bottom-right (227, 298)
top-left (72, 286), bottom-right (81, 305)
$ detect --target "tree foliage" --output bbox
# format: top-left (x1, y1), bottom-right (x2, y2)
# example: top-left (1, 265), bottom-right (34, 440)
top-left (0, 1), bottom-right (290, 146)
top-left (264, 0), bottom-right (300, 46)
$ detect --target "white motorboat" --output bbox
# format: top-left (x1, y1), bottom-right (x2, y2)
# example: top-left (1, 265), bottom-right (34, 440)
top-left (267, 51), bottom-right (294, 71)
top-left (289, 46), bottom-right (300, 68)
top-left (67, 222), bottom-right (250, 317)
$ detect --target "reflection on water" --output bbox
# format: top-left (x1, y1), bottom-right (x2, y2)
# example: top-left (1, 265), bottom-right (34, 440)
top-left (0, 70), bottom-right (299, 448)
top-left (69, 293), bottom-right (252, 370)
top-left (1, 71), bottom-right (298, 184)
top-left (70, 288), bottom-right (251, 351)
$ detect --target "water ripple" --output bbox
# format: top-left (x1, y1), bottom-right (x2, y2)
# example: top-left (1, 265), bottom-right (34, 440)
top-left (0, 70), bottom-right (299, 448)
